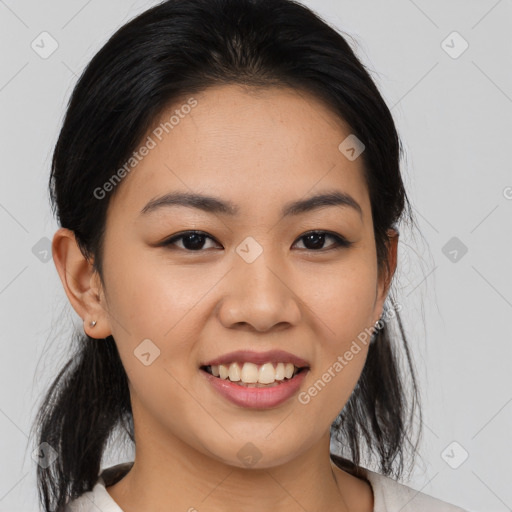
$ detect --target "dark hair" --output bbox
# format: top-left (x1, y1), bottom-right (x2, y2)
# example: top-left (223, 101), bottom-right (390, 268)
top-left (33, 0), bottom-right (422, 510)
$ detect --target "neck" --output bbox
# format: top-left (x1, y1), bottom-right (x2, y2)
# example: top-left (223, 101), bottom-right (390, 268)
top-left (105, 433), bottom-right (372, 512)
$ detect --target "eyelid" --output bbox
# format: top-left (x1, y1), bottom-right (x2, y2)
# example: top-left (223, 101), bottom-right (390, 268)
top-left (160, 230), bottom-right (221, 249)
top-left (296, 230), bottom-right (354, 250)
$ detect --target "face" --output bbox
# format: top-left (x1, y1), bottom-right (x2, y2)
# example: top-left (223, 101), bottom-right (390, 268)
top-left (90, 84), bottom-right (393, 468)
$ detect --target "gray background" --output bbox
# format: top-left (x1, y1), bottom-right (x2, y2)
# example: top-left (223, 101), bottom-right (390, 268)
top-left (1, 0), bottom-right (511, 511)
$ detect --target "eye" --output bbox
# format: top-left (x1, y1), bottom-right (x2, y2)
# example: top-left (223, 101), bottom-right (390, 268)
top-left (293, 230), bottom-right (353, 251)
top-left (160, 230), bottom-right (353, 252)
top-left (161, 231), bottom-right (221, 251)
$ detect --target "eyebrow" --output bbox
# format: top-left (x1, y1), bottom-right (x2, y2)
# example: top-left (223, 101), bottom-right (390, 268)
top-left (140, 189), bottom-right (363, 221)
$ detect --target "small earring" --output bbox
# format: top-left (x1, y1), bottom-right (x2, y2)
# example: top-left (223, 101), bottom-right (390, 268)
top-left (370, 319), bottom-right (382, 343)
top-left (89, 320), bottom-right (97, 327)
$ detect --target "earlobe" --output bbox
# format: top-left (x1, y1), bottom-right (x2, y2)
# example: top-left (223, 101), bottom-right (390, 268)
top-left (374, 227), bottom-right (399, 316)
top-left (51, 228), bottom-right (112, 339)
top-left (386, 227), bottom-right (399, 288)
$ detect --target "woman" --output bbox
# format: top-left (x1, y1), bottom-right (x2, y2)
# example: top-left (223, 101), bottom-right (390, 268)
top-left (33, 0), bottom-right (468, 510)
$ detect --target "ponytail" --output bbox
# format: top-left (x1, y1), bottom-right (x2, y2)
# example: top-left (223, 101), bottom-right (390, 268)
top-left (33, 333), bottom-right (131, 511)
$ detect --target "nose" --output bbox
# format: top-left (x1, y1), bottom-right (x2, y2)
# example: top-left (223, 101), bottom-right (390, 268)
top-left (217, 249), bottom-right (301, 333)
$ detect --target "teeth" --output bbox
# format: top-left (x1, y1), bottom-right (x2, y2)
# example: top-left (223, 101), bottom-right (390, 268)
top-left (219, 364), bottom-right (229, 380)
top-left (258, 363), bottom-right (275, 384)
top-left (228, 362), bottom-right (241, 382)
top-left (241, 362), bottom-right (258, 383)
top-left (275, 362), bottom-right (285, 380)
top-left (209, 362), bottom-right (300, 384)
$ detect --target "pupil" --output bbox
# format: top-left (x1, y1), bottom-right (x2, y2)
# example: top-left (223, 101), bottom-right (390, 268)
top-left (304, 233), bottom-right (324, 250)
top-left (184, 233), bottom-right (205, 250)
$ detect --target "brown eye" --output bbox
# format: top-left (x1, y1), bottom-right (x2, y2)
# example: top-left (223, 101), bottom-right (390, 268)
top-left (162, 231), bottom-right (220, 251)
top-left (293, 231), bottom-right (353, 251)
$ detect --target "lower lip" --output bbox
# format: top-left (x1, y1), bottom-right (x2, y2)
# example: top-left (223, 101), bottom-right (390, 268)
top-left (200, 368), bottom-right (309, 409)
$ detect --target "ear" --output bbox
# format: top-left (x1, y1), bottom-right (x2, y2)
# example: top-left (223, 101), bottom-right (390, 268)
top-left (374, 227), bottom-right (399, 319)
top-left (51, 227), bottom-right (112, 339)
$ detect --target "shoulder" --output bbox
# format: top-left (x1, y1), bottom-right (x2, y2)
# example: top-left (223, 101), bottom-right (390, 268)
top-left (64, 482), bottom-right (122, 512)
top-left (65, 462), bottom-right (133, 512)
top-left (330, 454), bottom-right (467, 512)
top-left (363, 468), bottom-right (468, 512)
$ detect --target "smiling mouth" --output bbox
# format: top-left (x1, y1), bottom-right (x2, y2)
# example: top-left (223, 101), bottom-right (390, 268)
top-left (200, 362), bottom-right (308, 388)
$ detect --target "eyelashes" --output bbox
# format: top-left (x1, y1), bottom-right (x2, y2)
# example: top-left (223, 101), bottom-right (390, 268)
top-left (294, 231), bottom-right (353, 251)
top-left (160, 230), bottom-right (354, 253)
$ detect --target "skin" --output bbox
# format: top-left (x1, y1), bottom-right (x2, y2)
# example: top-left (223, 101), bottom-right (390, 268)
top-left (52, 84), bottom-right (398, 512)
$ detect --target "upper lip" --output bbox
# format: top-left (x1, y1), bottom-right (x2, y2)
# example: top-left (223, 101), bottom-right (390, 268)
top-left (201, 350), bottom-right (310, 368)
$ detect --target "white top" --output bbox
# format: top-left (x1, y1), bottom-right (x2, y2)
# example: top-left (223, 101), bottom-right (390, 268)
top-left (66, 462), bottom-right (468, 512)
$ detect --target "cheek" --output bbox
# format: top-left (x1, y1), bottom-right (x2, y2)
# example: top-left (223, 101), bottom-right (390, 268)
top-left (309, 257), bottom-right (378, 341)
top-left (101, 251), bottom-right (208, 434)
top-left (297, 259), bottom-right (377, 415)
top-left (104, 247), bottom-right (218, 341)
top-left (101, 249), bottom-right (222, 411)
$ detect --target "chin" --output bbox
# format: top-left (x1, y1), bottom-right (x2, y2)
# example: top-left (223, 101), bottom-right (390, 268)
top-left (198, 433), bottom-right (306, 470)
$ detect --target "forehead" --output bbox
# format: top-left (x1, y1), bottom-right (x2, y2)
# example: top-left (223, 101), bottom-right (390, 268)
top-left (107, 84), bottom-right (370, 220)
